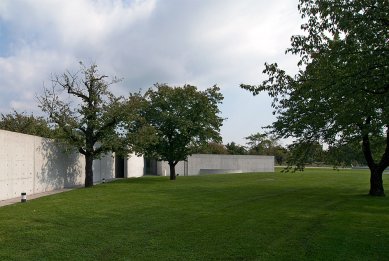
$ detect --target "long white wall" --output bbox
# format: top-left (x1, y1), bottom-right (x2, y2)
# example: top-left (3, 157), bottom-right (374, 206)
top-left (0, 130), bottom-right (144, 201)
top-left (157, 154), bottom-right (274, 176)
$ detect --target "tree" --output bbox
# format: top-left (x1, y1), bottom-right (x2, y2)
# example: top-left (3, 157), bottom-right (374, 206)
top-left (225, 142), bottom-right (247, 155)
top-left (272, 146), bottom-right (288, 166)
top-left (38, 63), bottom-right (124, 187)
top-left (195, 142), bottom-right (228, 155)
top-left (325, 140), bottom-right (366, 167)
top-left (245, 132), bottom-right (276, 155)
top-left (245, 132), bottom-right (288, 165)
top-left (0, 110), bottom-right (54, 138)
top-left (127, 84), bottom-right (224, 180)
top-left (241, 0), bottom-right (389, 196)
top-left (325, 135), bottom-right (386, 168)
top-left (285, 141), bottom-right (325, 168)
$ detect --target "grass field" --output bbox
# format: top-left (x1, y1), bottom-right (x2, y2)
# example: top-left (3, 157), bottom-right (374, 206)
top-left (1, 168), bottom-right (389, 260)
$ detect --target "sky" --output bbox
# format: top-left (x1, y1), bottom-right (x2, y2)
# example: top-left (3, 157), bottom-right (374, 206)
top-left (0, 0), bottom-right (302, 145)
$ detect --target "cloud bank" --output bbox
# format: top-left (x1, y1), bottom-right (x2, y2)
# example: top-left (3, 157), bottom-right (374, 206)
top-left (0, 0), bottom-right (301, 144)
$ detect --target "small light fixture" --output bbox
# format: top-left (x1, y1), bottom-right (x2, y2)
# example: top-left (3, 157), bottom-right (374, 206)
top-left (21, 192), bottom-right (27, 203)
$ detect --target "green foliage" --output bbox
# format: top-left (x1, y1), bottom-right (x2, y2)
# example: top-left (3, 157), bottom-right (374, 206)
top-left (225, 142), bottom-right (247, 155)
top-left (326, 136), bottom-right (388, 167)
top-left (39, 62), bottom-right (124, 157)
top-left (126, 84), bottom-right (224, 179)
top-left (241, 0), bottom-right (389, 195)
top-left (38, 62), bottom-right (124, 187)
top-left (286, 141), bottom-right (325, 170)
top-left (1, 170), bottom-right (389, 260)
top-left (0, 110), bottom-right (54, 138)
top-left (245, 132), bottom-right (288, 165)
top-left (245, 132), bottom-right (270, 154)
top-left (195, 142), bottom-right (229, 154)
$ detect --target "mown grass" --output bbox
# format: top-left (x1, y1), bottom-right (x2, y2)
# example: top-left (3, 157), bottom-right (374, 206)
top-left (1, 168), bottom-right (389, 260)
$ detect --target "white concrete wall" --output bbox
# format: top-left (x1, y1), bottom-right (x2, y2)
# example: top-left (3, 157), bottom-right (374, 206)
top-left (157, 154), bottom-right (274, 176)
top-left (93, 154), bottom-right (115, 183)
top-left (158, 160), bottom-right (186, 176)
top-left (158, 162), bottom-right (167, 176)
top-left (0, 130), bottom-right (145, 201)
top-left (0, 130), bottom-right (34, 200)
top-left (189, 154), bottom-right (274, 174)
top-left (34, 138), bottom-right (85, 193)
top-left (126, 153), bottom-right (144, 178)
top-left (0, 130), bottom-right (86, 201)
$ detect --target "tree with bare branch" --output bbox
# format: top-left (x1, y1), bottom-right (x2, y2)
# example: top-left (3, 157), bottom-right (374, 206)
top-left (38, 62), bottom-right (124, 187)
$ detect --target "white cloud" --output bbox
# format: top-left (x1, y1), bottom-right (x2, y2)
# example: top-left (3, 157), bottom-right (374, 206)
top-left (0, 0), bottom-right (159, 107)
top-left (0, 0), bottom-right (302, 143)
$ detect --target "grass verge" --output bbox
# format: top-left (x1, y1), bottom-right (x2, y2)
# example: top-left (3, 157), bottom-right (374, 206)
top-left (0, 168), bottom-right (388, 260)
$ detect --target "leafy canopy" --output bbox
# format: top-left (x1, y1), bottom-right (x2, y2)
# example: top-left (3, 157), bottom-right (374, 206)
top-left (38, 62), bottom-right (124, 187)
top-left (241, 0), bottom-right (388, 195)
top-left (242, 0), bottom-right (389, 163)
top-left (127, 84), bottom-right (224, 166)
top-left (0, 110), bottom-right (54, 138)
top-left (39, 62), bottom-right (124, 158)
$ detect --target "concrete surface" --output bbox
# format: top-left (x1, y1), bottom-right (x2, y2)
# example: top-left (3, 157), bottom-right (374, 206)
top-left (0, 130), bottom-right (145, 201)
top-left (199, 169), bottom-right (244, 174)
top-left (0, 188), bottom-right (76, 207)
top-left (157, 154), bottom-right (274, 176)
top-left (126, 153), bottom-right (144, 178)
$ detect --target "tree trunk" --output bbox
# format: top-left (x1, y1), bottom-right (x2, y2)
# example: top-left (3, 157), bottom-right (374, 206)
top-left (369, 167), bottom-right (385, 196)
top-left (361, 121), bottom-right (386, 196)
top-left (169, 161), bottom-right (176, 180)
top-left (85, 155), bottom-right (94, 187)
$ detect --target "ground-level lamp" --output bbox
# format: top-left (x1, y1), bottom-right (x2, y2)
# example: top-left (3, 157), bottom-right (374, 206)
top-left (21, 192), bottom-right (27, 203)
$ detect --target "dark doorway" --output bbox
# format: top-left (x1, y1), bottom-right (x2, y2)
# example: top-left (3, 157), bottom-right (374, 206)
top-left (115, 156), bottom-right (125, 178)
top-left (144, 158), bottom-right (158, 175)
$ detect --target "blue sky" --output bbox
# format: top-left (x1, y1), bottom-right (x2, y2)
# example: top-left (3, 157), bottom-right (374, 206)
top-left (0, 0), bottom-right (301, 145)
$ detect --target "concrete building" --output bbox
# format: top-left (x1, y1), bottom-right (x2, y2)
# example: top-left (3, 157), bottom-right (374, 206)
top-left (0, 130), bottom-right (274, 201)
top-left (0, 130), bottom-right (143, 201)
top-left (153, 154), bottom-right (274, 176)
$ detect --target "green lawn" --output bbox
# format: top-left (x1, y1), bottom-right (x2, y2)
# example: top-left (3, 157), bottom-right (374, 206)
top-left (1, 168), bottom-right (389, 260)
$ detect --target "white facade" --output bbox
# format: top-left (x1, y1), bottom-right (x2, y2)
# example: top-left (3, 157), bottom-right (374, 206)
top-left (157, 154), bottom-right (274, 176)
top-left (126, 154), bottom-right (145, 178)
top-left (0, 129), bottom-right (274, 201)
top-left (0, 130), bottom-right (144, 201)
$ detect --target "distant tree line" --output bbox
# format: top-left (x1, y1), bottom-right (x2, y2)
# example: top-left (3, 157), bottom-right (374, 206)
top-left (0, 107), bottom-right (370, 170)
top-left (0, 110), bottom-right (55, 138)
top-left (195, 133), bottom-right (288, 165)
top-left (195, 132), bottom-right (371, 168)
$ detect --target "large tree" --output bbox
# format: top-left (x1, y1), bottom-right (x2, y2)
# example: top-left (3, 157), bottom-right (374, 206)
top-left (195, 142), bottom-right (229, 155)
top-left (38, 63), bottom-right (124, 187)
top-left (241, 0), bottom-right (389, 196)
top-left (225, 142), bottom-right (247, 155)
top-left (126, 84), bottom-right (224, 180)
top-left (245, 132), bottom-right (277, 155)
top-left (245, 132), bottom-right (288, 165)
top-left (0, 110), bottom-right (54, 138)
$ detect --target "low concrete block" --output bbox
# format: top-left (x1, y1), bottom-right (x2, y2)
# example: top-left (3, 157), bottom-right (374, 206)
top-left (199, 169), bottom-right (243, 175)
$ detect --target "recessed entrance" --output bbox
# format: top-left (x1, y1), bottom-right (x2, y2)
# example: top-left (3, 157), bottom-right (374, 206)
top-left (144, 158), bottom-right (158, 175)
top-left (115, 156), bottom-right (125, 178)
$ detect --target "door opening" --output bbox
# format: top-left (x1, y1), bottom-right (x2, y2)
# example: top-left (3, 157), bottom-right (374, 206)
top-left (144, 158), bottom-right (158, 175)
top-left (115, 156), bottom-right (125, 178)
